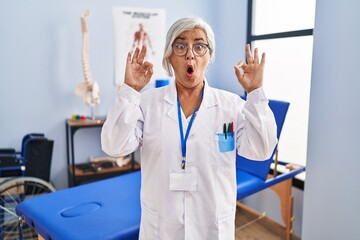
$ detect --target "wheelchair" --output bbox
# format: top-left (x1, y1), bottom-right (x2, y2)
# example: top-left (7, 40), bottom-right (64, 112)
top-left (0, 133), bottom-right (55, 240)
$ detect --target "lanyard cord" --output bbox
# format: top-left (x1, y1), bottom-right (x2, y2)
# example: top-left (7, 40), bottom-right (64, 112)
top-left (177, 87), bottom-right (204, 170)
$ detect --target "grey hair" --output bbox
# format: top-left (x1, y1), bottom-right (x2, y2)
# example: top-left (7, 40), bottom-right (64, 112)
top-left (162, 17), bottom-right (215, 77)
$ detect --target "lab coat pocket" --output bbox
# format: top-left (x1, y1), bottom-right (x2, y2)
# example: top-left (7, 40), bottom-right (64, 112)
top-left (216, 209), bottom-right (235, 240)
top-left (216, 133), bottom-right (235, 152)
top-left (139, 202), bottom-right (159, 240)
top-left (212, 133), bottom-right (235, 169)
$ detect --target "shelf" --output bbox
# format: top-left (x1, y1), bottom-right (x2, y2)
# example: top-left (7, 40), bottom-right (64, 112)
top-left (68, 160), bottom-right (140, 186)
top-left (69, 161), bottom-right (140, 177)
top-left (66, 118), bottom-right (105, 128)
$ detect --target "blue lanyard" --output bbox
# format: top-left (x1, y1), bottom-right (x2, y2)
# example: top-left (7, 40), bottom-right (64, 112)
top-left (177, 87), bottom-right (204, 170)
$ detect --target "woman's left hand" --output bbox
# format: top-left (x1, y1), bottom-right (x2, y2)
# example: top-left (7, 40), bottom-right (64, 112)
top-left (234, 44), bottom-right (265, 93)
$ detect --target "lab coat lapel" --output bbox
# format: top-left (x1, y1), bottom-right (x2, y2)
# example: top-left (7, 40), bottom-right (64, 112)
top-left (164, 81), bottom-right (218, 132)
top-left (188, 83), bottom-right (217, 137)
top-left (164, 82), bottom-right (178, 124)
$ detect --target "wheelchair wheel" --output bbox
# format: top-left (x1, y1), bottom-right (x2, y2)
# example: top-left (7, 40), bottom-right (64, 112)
top-left (0, 177), bottom-right (55, 240)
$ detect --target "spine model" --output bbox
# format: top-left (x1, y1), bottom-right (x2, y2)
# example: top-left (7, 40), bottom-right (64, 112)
top-left (76, 9), bottom-right (100, 108)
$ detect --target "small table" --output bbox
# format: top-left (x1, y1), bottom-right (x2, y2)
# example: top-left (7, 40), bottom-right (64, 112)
top-left (65, 118), bottom-right (138, 187)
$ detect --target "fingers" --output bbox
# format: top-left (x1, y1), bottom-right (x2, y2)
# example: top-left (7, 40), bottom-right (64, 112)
top-left (253, 48), bottom-right (259, 64)
top-left (245, 44), bottom-right (263, 64)
top-left (244, 44), bottom-right (265, 66)
top-left (234, 59), bottom-right (248, 81)
top-left (235, 60), bottom-right (247, 69)
top-left (137, 46), bottom-right (147, 64)
top-left (143, 61), bottom-right (153, 71)
top-left (126, 52), bottom-right (132, 64)
top-left (143, 61), bottom-right (154, 82)
top-left (130, 46), bottom-right (147, 65)
top-left (234, 64), bottom-right (244, 81)
top-left (131, 48), bottom-right (140, 64)
top-left (245, 44), bottom-right (253, 64)
top-left (260, 52), bottom-right (266, 66)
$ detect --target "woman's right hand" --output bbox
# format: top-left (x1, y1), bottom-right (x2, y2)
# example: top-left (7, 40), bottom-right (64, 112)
top-left (124, 46), bottom-right (154, 92)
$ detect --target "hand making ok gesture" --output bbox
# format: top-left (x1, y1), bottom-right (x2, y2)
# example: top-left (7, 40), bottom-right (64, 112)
top-left (234, 44), bottom-right (266, 93)
top-left (124, 46), bottom-right (154, 92)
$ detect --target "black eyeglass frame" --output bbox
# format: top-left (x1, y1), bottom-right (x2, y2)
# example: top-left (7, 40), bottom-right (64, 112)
top-left (171, 43), bottom-right (211, 57)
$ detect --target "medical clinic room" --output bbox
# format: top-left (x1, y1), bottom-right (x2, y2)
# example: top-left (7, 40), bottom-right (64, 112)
top-left (0, 0), bottom-right (359, 239)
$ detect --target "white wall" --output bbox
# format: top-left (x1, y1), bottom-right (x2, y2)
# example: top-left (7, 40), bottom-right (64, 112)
top-left (302, 0), bottom-right (360, 239)
top-left (209, 0), bottom-right (248, 94)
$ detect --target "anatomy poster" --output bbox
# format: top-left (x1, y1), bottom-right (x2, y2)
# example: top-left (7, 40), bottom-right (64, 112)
top-left (113, 7), bottom-right (166, 87)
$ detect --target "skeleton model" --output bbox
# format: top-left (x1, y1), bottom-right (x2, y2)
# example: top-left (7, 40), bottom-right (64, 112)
top-left (75, 10), bottom-right (100, 114)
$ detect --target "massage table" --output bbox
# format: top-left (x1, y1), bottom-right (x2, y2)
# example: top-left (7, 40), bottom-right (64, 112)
top-left (15, 99), bottom-right (305, 240)
top-left (16, 171), bottom-right (141, 240)
top-left (15, 165), bottom-right (304, 240)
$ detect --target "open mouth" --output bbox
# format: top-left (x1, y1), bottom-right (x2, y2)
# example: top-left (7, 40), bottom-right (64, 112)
top-left (186, 65), bottom-right (194, 77)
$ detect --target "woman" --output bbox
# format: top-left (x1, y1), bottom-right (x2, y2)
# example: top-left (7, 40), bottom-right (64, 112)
top-left (101, 17), bottom-right (277, 240)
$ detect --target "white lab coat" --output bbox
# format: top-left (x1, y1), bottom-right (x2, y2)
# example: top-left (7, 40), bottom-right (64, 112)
top-left (101, 80), bottom-right (277, 240)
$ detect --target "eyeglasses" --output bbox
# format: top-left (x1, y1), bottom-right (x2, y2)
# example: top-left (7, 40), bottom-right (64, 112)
top-left (172, 43), bottom-right (210, 57)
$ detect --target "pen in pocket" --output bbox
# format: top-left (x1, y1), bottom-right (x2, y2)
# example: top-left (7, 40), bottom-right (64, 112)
top-left (230, 122), bottom-right (234, 134)
top-left (223, 123), bottom-right (227, 139)
top-left (226, 122), bottom-right (234, 134)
